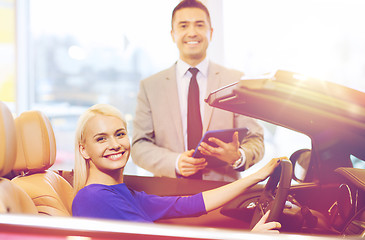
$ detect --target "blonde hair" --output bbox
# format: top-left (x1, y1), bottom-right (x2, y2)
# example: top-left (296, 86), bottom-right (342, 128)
top-left (73, 104), bottom-right (126, 195)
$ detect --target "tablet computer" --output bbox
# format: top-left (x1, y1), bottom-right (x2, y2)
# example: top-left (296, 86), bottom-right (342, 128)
top-left (192, 127), bottom-right (249, 167)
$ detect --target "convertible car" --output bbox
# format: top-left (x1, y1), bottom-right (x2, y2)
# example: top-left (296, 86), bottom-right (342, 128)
top-left (0, 70), bottom-right (364, 239)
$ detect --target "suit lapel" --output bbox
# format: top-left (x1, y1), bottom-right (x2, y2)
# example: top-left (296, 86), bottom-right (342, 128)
top-left (203, 62), bottom-right (221, 133)
top-left (163, 64), bottom-right (184, 148)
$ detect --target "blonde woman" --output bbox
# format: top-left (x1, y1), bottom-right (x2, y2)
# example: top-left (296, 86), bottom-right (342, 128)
top-left (72, 104), bottom-right (283, 233)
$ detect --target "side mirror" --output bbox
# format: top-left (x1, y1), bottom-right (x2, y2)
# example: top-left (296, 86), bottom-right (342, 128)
top-left (290, 149), bottom-right (311, 183)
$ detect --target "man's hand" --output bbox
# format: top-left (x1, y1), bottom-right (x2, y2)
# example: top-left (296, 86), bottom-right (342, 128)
top-left (177, 149), bottom-right (207, 177)
top-left (198, 131), bottom-right (241, 165)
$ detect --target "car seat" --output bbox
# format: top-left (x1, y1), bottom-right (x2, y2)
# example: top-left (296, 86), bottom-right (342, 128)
top-left (0, 101), bottom-right (38, 214)
top-left (11, 110), bottom-right (74, 216)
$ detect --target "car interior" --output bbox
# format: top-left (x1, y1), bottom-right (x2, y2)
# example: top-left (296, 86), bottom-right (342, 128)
top-left (1, 93), bottom-right (365, 238)
top-left (204, 70), bottom-right (365, 236)
top-left (0, 101), bottom-right (38, 215)
top-left (11, 110), bottom-right (73, 216)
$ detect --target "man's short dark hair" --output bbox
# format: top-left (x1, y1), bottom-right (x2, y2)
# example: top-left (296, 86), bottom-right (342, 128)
top-left (171, 0), bottom-right (211, 28)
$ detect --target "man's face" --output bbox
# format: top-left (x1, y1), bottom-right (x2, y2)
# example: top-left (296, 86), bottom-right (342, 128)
top-left (171, 7), bottom-right (213, 66)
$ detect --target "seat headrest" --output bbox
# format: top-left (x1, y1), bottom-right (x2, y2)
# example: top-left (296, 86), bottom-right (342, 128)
top-left (13, 110), bottom-right (56, 173)
top-left (0, 102), bottom-right (16, 177)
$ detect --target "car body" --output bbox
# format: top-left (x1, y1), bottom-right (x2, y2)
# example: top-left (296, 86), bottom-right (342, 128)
top-left (1, 70), bottom-right (364, 239)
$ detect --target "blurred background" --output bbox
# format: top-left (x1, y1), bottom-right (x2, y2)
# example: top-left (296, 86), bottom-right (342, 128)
top-left (1, 0), bottom-right (364, 176)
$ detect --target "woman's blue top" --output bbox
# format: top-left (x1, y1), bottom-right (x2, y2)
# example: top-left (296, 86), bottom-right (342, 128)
top-left (72, 183), bottom-right (206, 222)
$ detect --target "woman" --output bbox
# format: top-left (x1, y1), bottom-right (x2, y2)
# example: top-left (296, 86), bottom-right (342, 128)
top-left (72, 104), bottom-right (283, 233)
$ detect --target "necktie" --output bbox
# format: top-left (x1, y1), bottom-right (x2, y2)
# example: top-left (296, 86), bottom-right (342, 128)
top-left (187, 68), bottom-right (203, 179)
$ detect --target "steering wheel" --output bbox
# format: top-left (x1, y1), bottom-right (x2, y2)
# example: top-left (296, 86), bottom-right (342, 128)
top-left (249, 159), bottom-right (292, 229)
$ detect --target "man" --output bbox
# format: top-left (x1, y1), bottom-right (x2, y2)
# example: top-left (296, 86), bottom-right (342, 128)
top-left (131, 0), bottom-right (264, 181)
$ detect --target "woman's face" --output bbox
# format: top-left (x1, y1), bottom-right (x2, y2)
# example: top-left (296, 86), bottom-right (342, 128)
top-left (80, 114), bottom-right (130, 173)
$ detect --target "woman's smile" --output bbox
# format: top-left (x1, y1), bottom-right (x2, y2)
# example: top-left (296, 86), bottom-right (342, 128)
top-left (105, 151), bottom-right (125, 161)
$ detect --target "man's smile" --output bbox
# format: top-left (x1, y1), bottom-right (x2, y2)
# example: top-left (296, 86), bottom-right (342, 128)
top-left (186, 40), bottom-right (199, 45)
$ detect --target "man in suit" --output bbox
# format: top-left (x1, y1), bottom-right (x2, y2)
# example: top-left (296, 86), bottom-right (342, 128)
top-left (131, 0), bottom-right (264, 181)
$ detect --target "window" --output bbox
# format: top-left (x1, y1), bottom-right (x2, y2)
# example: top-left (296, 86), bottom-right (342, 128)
top-left (0, 0), bottom-right (15, 110)
top-left (26, 0), bottom-right (179, 175)
top-left (17, 0), bottom-right (365, 176)
top-left (222, 0), bottom-right (365, 92)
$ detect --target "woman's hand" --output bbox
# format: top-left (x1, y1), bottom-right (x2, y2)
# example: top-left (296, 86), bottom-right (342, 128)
top-left (251, 210), bottom-right (281, 233)
top-left (202, 156), bottom-right (284, 212)
top-left (255, 156), bottom-right (288, 182)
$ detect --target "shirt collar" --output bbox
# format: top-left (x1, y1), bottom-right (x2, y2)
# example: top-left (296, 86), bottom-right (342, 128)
top-left (176, 58), bottom-right (209, 78)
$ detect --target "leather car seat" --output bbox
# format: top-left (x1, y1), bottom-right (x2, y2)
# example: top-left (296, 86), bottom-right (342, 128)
top-left (0, 101), bottom-right (38, 214)
top-left (11, 110), bottom-right (74, 216)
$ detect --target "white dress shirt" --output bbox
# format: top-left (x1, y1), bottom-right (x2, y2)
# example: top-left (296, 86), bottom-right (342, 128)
top-left (174, 58), bottom-right (245, 174)
top-left (176, 58), bottom-right (209, 151)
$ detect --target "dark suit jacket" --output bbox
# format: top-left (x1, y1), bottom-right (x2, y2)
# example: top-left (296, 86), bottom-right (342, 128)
top-left (131, 61), bottom-right (264, 181)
